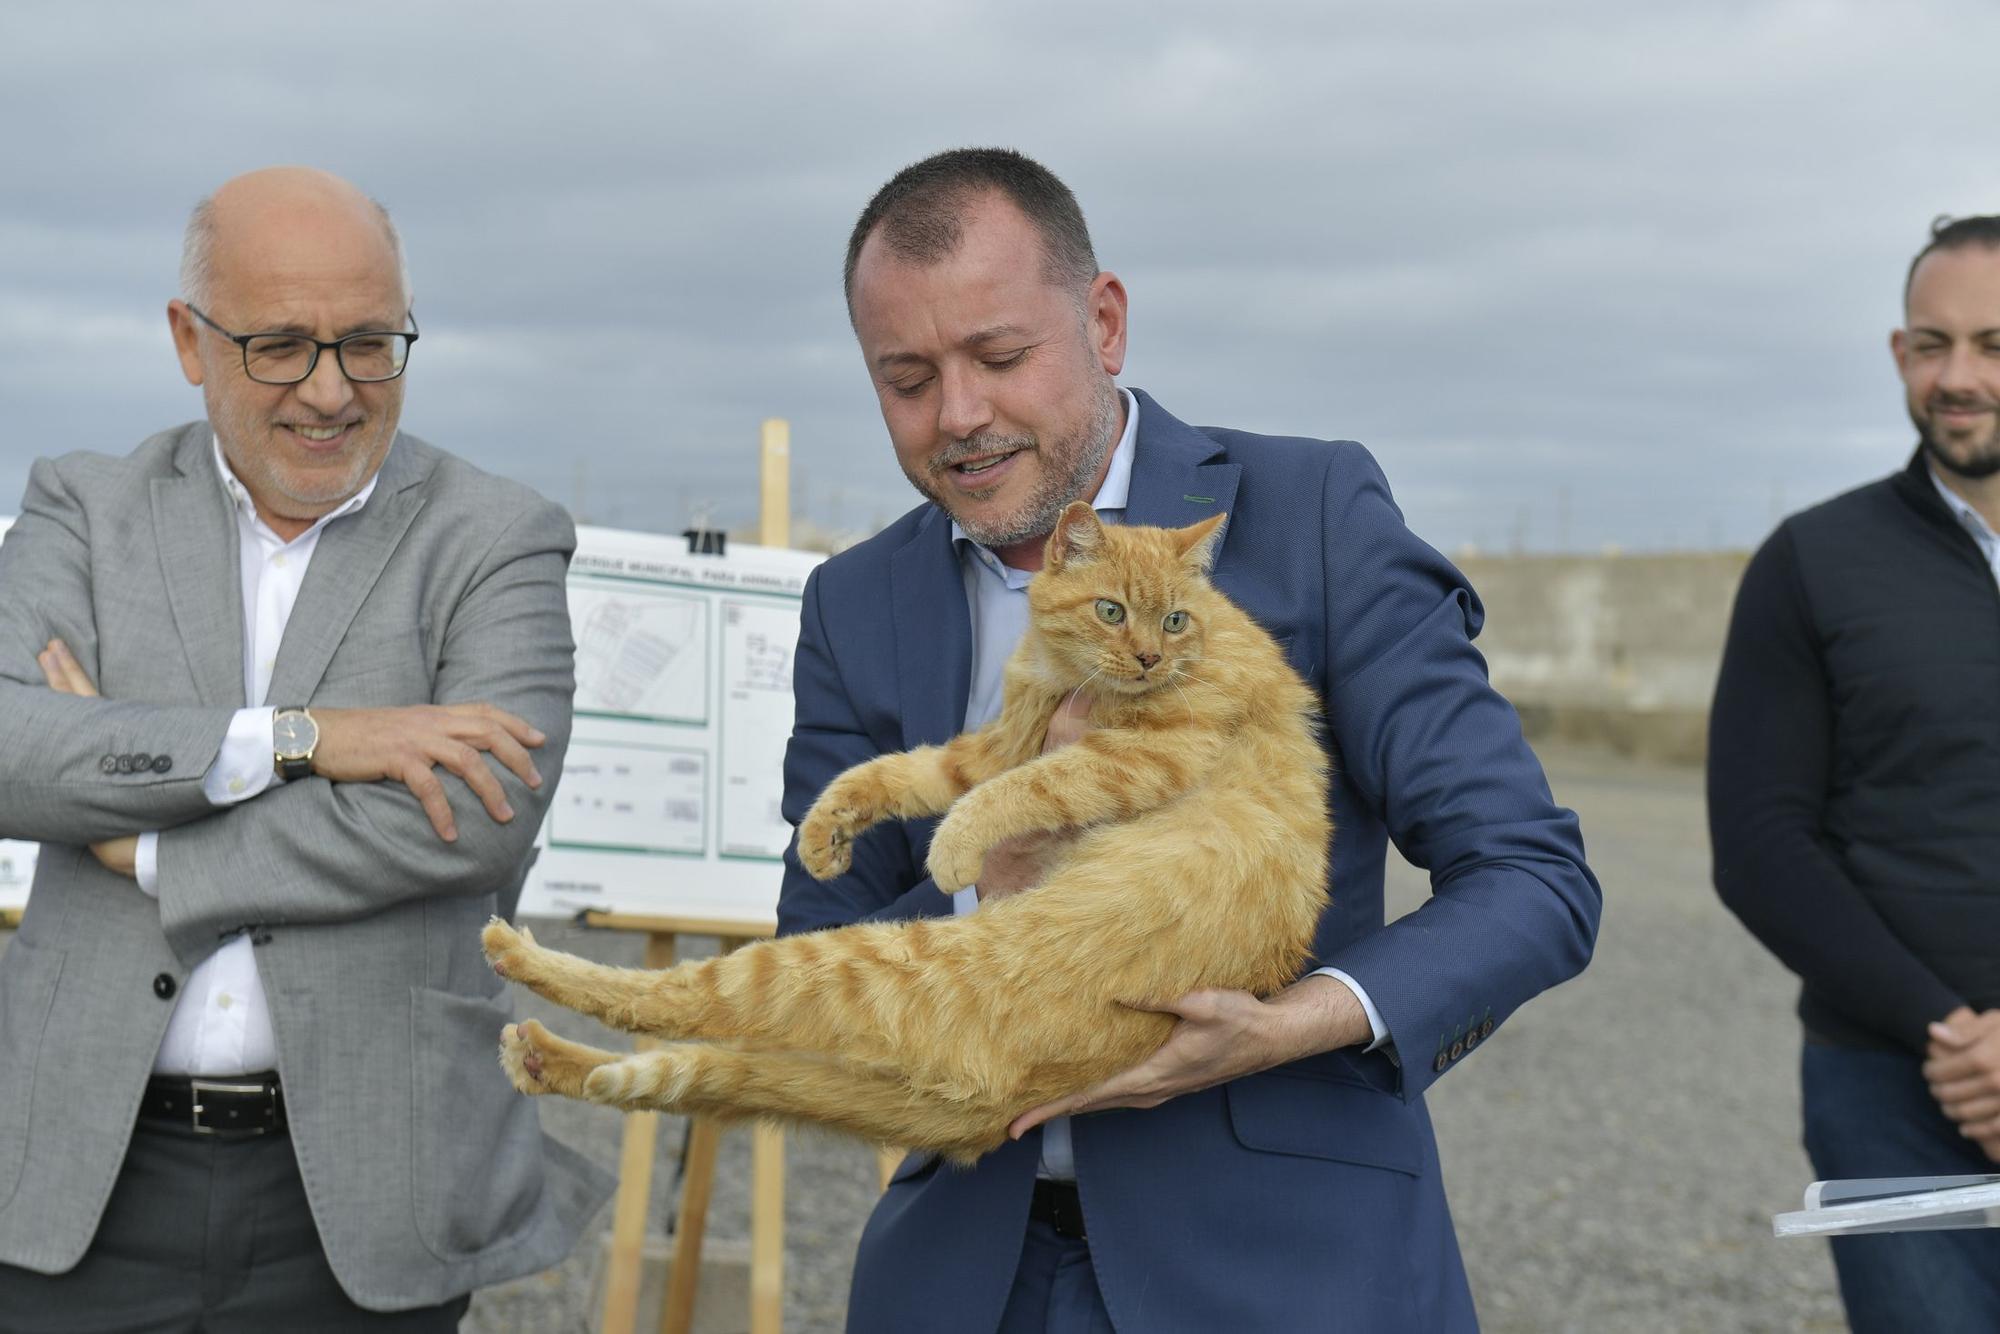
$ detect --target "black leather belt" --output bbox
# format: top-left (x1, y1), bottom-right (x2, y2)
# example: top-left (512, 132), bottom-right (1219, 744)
top-left (1030, 1179), bottom-right (1087, 1240)
top-left (140, 1072), bottom-right (286, 1136)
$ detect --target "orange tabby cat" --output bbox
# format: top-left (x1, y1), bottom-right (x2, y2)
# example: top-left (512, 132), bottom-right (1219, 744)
top-left (481, 501), bottom-right (1330, 1161)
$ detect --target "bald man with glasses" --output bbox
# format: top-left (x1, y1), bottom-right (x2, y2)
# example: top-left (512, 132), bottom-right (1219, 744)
top-left (0, 166), bottom-right (610, 1331)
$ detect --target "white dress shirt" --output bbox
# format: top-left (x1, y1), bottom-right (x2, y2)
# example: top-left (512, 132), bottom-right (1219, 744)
top-left (135, 438), bottom-right (379, 1076)
top-left (1930, 466), bottom-right (2000, 581)
top-left (947, 389), bottom-right (1388, 1178)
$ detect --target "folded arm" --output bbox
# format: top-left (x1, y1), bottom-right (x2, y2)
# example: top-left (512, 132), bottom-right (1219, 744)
top-left (0, 457), bottom-right (236, 843)
top-left (151, 503), bottom-right (577, 963)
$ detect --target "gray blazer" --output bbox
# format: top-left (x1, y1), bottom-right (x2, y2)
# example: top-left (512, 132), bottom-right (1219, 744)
top-left (0, 422), bottom-right (613, 1309)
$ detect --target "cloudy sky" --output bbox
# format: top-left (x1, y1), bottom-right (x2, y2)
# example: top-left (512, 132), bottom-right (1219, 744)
top-left (4, 0), bottom-right (1994, 555)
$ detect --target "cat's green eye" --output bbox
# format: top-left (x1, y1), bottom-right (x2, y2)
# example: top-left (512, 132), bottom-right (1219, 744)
top-left (1163, 610), bottom-right (1189, 633)
top-left (1094, 599), bottom-right (1125, 625)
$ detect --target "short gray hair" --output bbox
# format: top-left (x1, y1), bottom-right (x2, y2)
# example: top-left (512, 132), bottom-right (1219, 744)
top-left (178, 193), bottom-right (412, 312)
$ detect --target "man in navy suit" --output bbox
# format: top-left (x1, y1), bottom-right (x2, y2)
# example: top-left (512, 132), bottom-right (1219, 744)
top-left (778, 147), bottom-right (1601, 1333)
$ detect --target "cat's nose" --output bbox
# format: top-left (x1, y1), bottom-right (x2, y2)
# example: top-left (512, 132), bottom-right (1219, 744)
top-left (1134, 651), bottom-right (1161, 671)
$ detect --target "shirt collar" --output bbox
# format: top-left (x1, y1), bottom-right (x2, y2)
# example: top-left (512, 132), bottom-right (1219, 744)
top-left (211, 434), bottom-right (382, 541)
top-left (1928, 463), bottom-right (2000, 551)
top-left (950, 385), bottom-right (1139, 561)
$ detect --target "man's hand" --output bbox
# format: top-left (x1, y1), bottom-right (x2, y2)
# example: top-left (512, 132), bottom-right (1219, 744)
top-left (90, 835), bottom-right (139, 879)
top-left (38, 639), bottom-right (140, 879)
top-left (975, 690), bottom-right (1093, 905)
top-left (311, 705), bottom-right (546, 843)
top-left (1008, 973), bottom-right (1373, 1139)
top-left (38, 637), bottom-right (97, 697)
top-left (1927, 1007), bottom-right (2000, 1162)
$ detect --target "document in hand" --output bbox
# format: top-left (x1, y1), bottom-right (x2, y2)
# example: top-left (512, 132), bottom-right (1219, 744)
top-left (1773, 1174), bottom-right (2000, 1237)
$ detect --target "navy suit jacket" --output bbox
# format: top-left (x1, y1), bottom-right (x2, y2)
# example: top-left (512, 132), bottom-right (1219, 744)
top-left (777, 390), bottom-right (1600, 1333)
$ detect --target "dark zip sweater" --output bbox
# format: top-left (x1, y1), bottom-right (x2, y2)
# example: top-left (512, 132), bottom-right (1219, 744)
top-left (1708, 449), bottom-right (2000, 1053)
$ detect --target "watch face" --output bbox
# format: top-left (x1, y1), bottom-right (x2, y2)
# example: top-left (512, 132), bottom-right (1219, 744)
top-left (274, 712), bottom-right (316, 756)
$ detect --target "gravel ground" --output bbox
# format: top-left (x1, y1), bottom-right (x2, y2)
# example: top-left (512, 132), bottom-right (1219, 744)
top-left (0, 744), bottom-right (1848, 1331)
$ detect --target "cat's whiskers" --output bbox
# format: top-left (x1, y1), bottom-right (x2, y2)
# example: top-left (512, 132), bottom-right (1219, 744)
top-left (1067, 667), bottom-right (1107, 712)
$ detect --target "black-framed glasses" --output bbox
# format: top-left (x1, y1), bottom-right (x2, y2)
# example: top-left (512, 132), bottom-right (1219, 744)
top-left (184, 302), bottom-right (419, 385)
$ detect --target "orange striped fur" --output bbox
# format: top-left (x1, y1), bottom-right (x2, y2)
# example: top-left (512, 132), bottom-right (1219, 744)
top-left (482, 502), bottom-right (1330, 1161)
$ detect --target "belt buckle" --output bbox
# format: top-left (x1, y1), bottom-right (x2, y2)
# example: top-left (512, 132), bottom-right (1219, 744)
top-left (189, 1078), bottom-right (268, 1136)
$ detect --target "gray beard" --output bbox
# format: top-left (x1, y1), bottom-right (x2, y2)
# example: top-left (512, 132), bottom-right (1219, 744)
top-left (933, 382), bottom-right (1122, 550)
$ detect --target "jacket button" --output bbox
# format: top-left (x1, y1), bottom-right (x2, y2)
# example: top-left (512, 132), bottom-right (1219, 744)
top-left (1449, 1040), bottom-right (1465, 1061)
top-left (131, 753), bottom-right (152, 772)
top-left (152, 755), bottom-right (174, 774)
top-left (100, 755), bottom-right (119, 774)
top-left (1480, 1019), bottom-right (1495, 1039)
top-left (152, 973), bottom-right (177, 1000)
top-left (115, 755), bottom-right (133, 774)
top-left (1432, 1051), bottom-right (1449, 1074)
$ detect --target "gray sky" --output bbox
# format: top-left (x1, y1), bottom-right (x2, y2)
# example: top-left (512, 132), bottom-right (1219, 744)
top-left (4, 0), bottom-right (1995, 555)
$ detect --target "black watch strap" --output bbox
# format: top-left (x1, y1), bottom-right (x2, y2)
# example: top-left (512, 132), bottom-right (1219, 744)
top-left (274, 706), bottom-right (314, 781)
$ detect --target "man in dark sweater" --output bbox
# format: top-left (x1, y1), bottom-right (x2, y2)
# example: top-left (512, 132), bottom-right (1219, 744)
top-left (1709, 215), bottom-right (2000, 1333)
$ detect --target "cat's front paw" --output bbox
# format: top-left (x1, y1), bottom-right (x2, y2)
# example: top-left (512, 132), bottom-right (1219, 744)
top-left (925, 813), bottom-right (986, 895)
top-left (801, 774), bottom-right (886, 879)
top-left (798, 801), bottom-right (859, 879)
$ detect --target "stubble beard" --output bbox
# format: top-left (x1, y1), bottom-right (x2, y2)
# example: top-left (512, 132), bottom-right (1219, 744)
top-left (914, 379), bottom-right (1122, 549)
top-left (1913, 399), bottom-right (2000, 481)
top-left (207, 382), bottom-right (397, 520)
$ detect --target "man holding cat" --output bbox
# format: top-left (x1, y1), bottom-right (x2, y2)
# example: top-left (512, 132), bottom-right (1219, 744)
top-left (781, 147), bottom-right (1601, 1332)
top-left (0, 166), bottom-right (610, 1329)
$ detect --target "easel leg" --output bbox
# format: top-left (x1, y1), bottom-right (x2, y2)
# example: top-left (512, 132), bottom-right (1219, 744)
top-left (749, 1122), bottom-right (785, 1334)
top-left (659, 1116), bottom-right (722, 1334)
top-left (600, 932), bottom-right (679, 1334)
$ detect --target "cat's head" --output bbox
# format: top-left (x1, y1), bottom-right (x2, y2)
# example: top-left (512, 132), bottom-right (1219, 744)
top-left (1026, 501), bottom-right (1228, 697)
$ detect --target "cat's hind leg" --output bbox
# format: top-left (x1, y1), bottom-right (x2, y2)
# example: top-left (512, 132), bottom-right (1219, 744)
top-left (581, 1044), bottom-right (1007, 1161)
top-left (497, 1018), bottom-right (622, 1099)
top-left (482, 919), bottom-right (672, 1025)
top-left (488, 914), bottom-right (978, 1065)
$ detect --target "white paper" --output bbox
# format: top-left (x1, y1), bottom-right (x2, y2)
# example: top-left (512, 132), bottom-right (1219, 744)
top-left (1774, 1176), bottom-right (2000, 1237)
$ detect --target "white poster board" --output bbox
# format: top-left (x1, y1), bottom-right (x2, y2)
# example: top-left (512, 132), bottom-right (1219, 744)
top-left (0, 515), bottom-right (37, 912)
top-left (517, 526), bottom-right (824, 925)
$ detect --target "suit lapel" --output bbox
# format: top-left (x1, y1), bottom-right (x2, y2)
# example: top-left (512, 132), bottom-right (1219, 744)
top-left (150, 427), bottom-right (246, 708)
top-left (1123, 389), bottom-right (1242, 541)
top-left (265, 437), bottom-right (430, 707)
top-left (888, 508), bottom-right (972, 749)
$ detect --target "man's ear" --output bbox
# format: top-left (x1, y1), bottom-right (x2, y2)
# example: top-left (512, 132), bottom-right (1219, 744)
top-left (1045, 501), bottom-right (1107, 572)
top-left (1174, 512), bottom-right (1227, 573)
top-left (168, 300), bottom-right (205, 387)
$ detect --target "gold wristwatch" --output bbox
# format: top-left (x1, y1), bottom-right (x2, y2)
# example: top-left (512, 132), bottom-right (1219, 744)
top-left (272, 706), bottom-right (318, 781)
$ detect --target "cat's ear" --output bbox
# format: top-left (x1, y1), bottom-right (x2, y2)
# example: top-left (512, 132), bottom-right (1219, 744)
top-left (1173, 512), bottom-right (1228, 573)
top-left (1045, 501), bottom-right (1107, 571)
